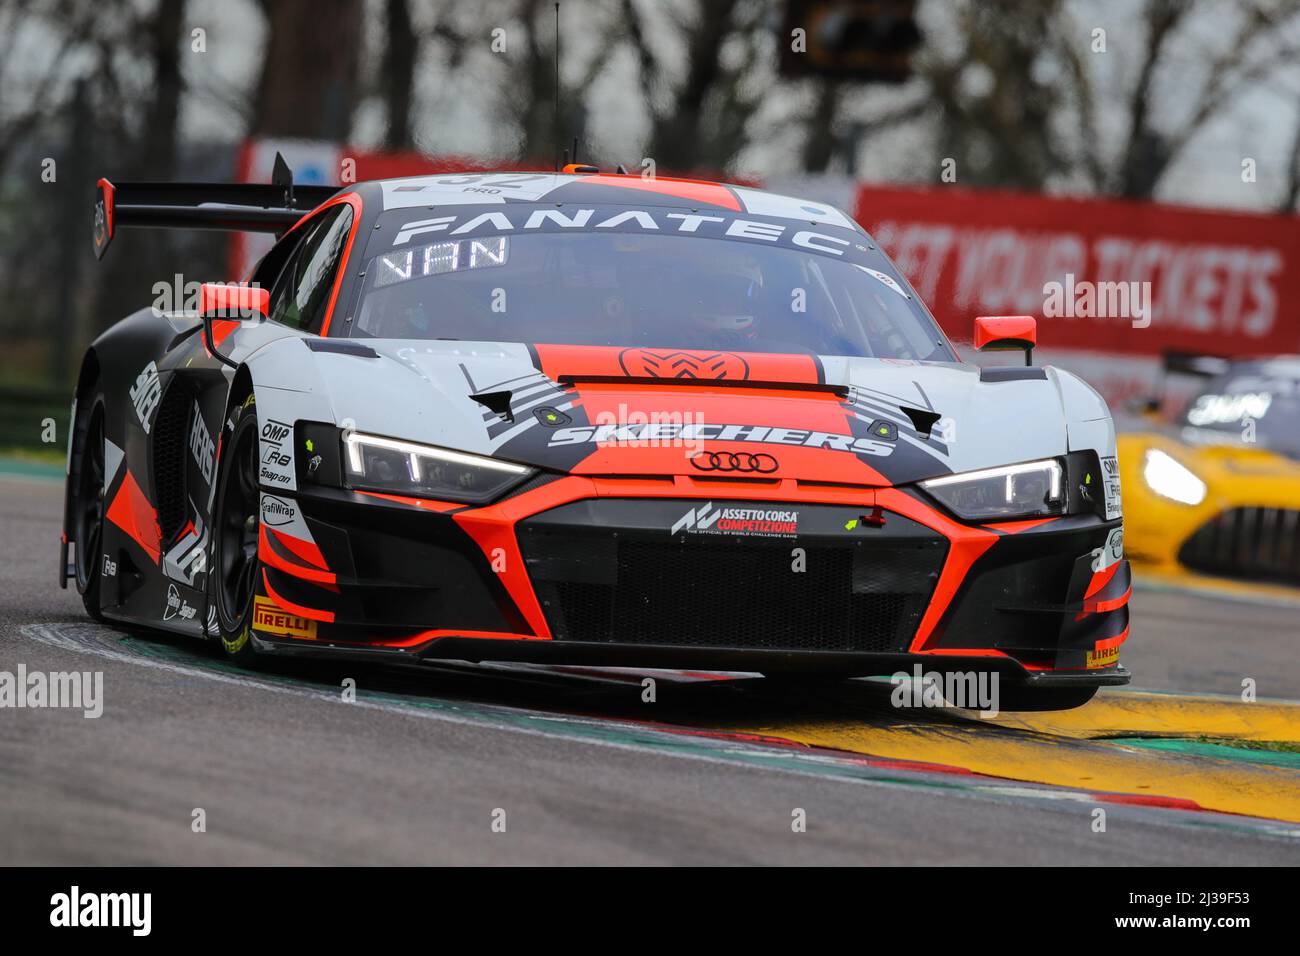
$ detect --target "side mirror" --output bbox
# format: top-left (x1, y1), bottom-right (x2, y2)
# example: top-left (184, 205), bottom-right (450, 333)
top-left (974, 315), bottom-right (1037, 367)
top-left (198, 282), bottom-right (268, 369)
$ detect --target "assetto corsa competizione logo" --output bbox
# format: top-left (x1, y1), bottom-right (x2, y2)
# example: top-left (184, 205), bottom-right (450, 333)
top-left (670, 501), bottom-right (799, 538)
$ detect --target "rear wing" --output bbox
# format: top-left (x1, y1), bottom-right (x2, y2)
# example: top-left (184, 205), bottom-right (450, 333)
top-left (92, 154), bottom-right (339, 259)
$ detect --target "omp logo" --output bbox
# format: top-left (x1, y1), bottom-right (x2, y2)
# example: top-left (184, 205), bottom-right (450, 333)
top-left (671, 501), bottom-right (721, 536)
top-left (1100, 455), bottom-right (1122, 519)
top-left (618, 348), bottom-right (750, 381)
top-left (50, 886), bottom-right (151, 936)
top-left (129, 361), bottom-right (161, 434)
top-left (262, 422), bottom-right (291, 443)
top-left (261, 495), bottom-right (295, 526)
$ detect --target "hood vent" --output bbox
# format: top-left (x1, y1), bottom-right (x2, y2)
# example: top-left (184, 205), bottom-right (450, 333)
top-left (305, 339), bottom-right (379, 358)
top-left (900, 406), bottom-right (942, 438)
top-left (471, 390), bottom-right (514, 422)
top-left (980, 366), bottom-right (1047, 383)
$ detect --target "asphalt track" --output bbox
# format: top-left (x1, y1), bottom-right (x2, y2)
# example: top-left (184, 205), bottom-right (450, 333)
top-left (2, 470), bottom-right (1298, 865)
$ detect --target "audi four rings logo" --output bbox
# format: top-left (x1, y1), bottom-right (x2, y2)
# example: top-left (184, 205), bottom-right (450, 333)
top-left (690, 452), bottom-right (779, 473)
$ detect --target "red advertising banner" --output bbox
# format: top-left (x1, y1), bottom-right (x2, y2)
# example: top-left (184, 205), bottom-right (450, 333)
top-left (855, 184), bottom-right (1300, 358)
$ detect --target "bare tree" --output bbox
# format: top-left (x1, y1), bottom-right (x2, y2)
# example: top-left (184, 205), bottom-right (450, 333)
top-left (1283, 106), bottom-right (1300, 211)
top-left (622, 0), bottom-right (769, 173)
top-left (918, 0), bottom-right (1072, 190)
top-left (251, 0), bottom-right (363, 139)
top-left (381, 0), bottom-right (418, 150)
top-left (1110, 0), bottom-right (1300, 197)
top-left (135, 0), bottom-right (184, 179)
top-left (870, 0), bottom-right (1300, 197)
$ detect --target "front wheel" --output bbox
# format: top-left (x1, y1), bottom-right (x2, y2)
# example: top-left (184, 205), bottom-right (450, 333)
top-left (70, 394), bottom-right (108, 622)
top-left (211, 395), bottom-right (261, 663)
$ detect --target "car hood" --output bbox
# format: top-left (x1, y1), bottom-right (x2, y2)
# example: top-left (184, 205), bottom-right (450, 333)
top-left (286, 340), bottom-right (1102, 487)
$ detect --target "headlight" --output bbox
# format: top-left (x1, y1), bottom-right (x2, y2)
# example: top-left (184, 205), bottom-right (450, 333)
top-left (920, 459), bottom-right (1064, 520)
top-left (1141, 448), bottom-right (1206, 506)
top-left (342, 432), bottom-right (534, 504)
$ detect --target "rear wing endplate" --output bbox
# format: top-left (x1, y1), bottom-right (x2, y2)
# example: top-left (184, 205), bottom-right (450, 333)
top-left (92, 154), bottom-right (339, 259)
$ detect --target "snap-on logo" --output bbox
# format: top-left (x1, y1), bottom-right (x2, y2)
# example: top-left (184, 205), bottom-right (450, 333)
top-left (618, 349), bottom-right (750, 381)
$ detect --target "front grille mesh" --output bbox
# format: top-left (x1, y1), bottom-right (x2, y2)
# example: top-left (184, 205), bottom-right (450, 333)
top-left (1179, 507), bottom-right (1300, 585)
top-left (151, 383), bottom-right (190, 543)
top-left (523, 533), bottom-right (945, 653)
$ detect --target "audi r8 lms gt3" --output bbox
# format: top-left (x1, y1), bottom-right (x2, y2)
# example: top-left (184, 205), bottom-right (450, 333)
top-left (1120, 353), bottom-right (1300, 586)
top-left (63, 163), bottom-right (1130, 711)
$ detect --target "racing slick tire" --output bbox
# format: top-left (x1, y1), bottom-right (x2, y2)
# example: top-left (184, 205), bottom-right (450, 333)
top-left (69, 390), bottom-right (108, 622)
top-left (211, 394), bottom-right (262, 664)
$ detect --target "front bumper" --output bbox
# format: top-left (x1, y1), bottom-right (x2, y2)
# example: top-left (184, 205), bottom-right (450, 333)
top-left (254, 476), bottom-right (1130, 685)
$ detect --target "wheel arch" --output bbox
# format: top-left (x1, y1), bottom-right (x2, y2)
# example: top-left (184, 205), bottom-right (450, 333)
top-left (63, 347), bottom-right (104, 548)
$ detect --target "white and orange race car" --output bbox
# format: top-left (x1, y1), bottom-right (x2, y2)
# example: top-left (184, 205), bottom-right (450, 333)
top-left (64, 163), bottom-right (1129, 710)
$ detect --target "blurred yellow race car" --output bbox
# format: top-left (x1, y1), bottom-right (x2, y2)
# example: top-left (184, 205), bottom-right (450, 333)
top-left (1119, 354), bottom-right (1300, 586)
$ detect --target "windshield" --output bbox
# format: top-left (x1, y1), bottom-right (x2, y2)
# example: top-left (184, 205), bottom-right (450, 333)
top-left (1179, 363), bottom-right (1300, 459)
top-left (350, 229), bottom-right (953, 361)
